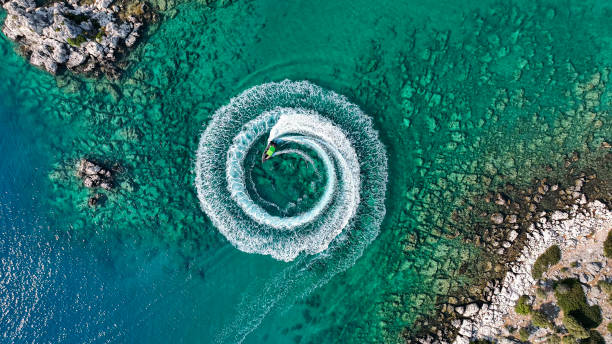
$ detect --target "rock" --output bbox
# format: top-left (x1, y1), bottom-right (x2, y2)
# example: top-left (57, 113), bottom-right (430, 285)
top-left (551, 211), bottom-right (569, 221)
top-left (83, 176), bottom-right (95, 188)
top-left (495, 194), bottom-right (507, 206)
top-left (579, 273), bottom-right (594, 284)
top-left (49, 40), bottom-right (69, 64)
top-left (1, 0), bottom-right (150, 78)
top-left (66, 51), bottom-right (87, 68)
top-left (77, 158), bottom-right (115, 190)
top-left (491, 213), bottom-right (504, 224)
top-left (85, 42), bottom-right (105, 59)
top-left (125, 32), bottom-right (139, 47)
top-left (454, 335), bottom-right (469, 344)
top-left (508, 230), bottom-right (519, 241)
top-left (586, 262), bottom-right (603, 275)
top-left (30, 50), bottom-right (58, 74)
top-left (452, 202), bottom-right (612, 344)
top-left (99, 181), bottom-right (113, 190)
top-left (463, 303), bottom-right (480, 317)
top-left (506, 214), bottom-right (517, 224)
top-left (88, 193), bottom-right (106, 207)
top-left (537, 184), bottom-right (549, 194)
top-left (498, 338), bottom-right (521, 344)
top-left (94, 0), bottom-right (113, 9)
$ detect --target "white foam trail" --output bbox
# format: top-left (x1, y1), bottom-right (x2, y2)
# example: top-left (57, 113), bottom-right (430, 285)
top-left (195, 80), bottom-right (387, 262)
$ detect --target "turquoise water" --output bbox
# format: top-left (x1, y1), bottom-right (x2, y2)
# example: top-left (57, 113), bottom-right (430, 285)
top-left (1, 0), bottom-right (611, 343)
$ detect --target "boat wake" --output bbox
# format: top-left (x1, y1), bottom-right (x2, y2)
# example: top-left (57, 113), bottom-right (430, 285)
top-left (195, 80), bottom-right (387, 262)
top-left (195, 80), bottom-right (387, 342)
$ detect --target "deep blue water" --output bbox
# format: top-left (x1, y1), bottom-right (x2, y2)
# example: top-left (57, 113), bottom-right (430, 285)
top-left (0, 99), bottom-right (294, 342)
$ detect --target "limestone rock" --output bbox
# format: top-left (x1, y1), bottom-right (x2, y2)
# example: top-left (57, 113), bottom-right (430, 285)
top-left (508, 230), bottom-right (519, 241)
top-left (66, 51), bottom-right (87, 68)
top-left (95, 0), bottom-right (113, 9)
top-left (77, 158), bottom-right (115, 190)
top-left (490, 213), bottom-right (504, 224)
top-left (1, 0), bottom-right (149, 78)
top-left (463, 303), bottom-right (480, 317)
top-left (454, 201), bottom-right (612, 343)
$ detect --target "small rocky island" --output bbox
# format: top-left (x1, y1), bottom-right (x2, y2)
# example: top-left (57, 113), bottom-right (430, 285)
top-left (77, 158), bottom-right (117, 206)
top-left (1, 0), bottom-right (154, 78)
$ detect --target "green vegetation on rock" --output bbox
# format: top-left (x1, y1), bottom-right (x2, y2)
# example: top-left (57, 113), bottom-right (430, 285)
top-left (532, 245), bottom-right (561, 279)
top-left (561, 336), bottom-right (578, 344)
top-left (604, 230), bottom-right (612, 258)
top-left (67, 35), bottom-right (87, 47)
top-left (95, 27), bottom-right (106, 42)
top-left (582, 330), bottom-right (604, 344)
top-left (515, 295), bottom-right (532, 315)
top-left (536, 288), bottom-right (548, 299)
top-left (519, 327), bottom-right (530, 341)
top-left (555, 279), bottom-right (602, 328)
top-left (562, 315), bottom-right (590, 339)
top-left (597, 280), bottom-right (612, 295)
top-left (608, 322), bottom-right (612, 334)
top-left (546, 334), bottom-right (561, 344)
top-left (532, 310), bottom-right (554, 329)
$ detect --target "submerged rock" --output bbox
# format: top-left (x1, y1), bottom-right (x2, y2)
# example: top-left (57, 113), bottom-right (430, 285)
top-left (88, 193), bottom-right (106, 207)
top-left (1, 0), bottom-right (153, 78)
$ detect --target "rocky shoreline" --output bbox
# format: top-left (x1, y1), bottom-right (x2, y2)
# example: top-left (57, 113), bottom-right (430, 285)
top-left (453, 200), bottom-right (612, 343)
top-left (1, 0), bottom-right (155, 78)
top-left (409, 147), bottom-right (612, 344)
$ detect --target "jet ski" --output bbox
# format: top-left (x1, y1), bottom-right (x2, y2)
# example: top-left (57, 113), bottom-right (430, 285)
top-left (262, 139), bottom-right (279, 162)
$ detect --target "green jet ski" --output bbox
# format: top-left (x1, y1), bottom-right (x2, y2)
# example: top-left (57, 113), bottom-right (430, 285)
top-left (262, 140), bottom-right (279, 162)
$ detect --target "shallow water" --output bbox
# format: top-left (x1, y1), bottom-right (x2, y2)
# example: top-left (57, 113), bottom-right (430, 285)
top-left (1, 0), bottom-right (611, 343)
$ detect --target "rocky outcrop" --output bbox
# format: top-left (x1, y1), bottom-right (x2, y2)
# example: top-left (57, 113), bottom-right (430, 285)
top-left (77, 158), bottom-right (114, 190)
top-left (453, 201), bottom-right (612, 343)
top-left (1, 0), bottom-right (151, 78)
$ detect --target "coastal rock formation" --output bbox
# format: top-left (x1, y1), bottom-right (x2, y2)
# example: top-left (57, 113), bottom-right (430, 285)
top-left (453, 201), bottom-right (612, 343)
top-left (77, 158), bottom-right (114, 190)
top-left (1, 0), bottom-right (150, 78)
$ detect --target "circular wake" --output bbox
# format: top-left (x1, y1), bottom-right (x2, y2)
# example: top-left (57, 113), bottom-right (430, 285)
top-left (195, 80), bottom-right (387, 262)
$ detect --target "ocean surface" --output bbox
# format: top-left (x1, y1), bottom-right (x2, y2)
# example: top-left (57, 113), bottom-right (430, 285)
top-left (1, 0), bottom-right (611, 343)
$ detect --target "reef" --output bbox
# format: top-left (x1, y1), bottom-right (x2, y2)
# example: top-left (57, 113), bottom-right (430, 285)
top-left (1, 0), bottom-right (155, 78)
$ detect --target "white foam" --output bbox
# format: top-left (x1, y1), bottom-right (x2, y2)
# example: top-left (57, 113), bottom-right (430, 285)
top-left (195, 80), bottom-right (387, 262)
